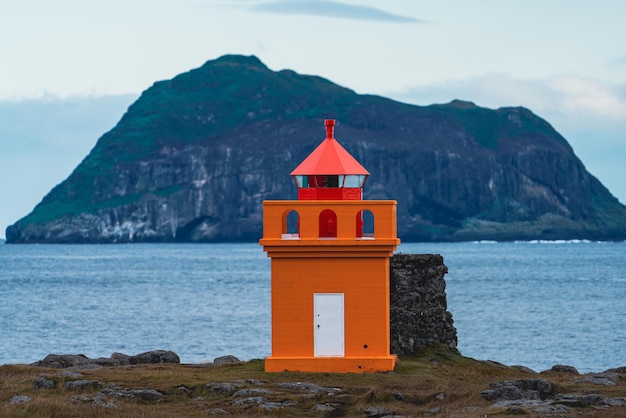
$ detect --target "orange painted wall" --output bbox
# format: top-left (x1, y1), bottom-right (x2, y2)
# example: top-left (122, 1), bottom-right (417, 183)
top-left (270, 256), bottom-right (391, 358)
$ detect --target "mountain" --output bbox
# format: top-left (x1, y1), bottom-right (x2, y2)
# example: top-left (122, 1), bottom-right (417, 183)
top-left (6, 55), bottom-right (626, 243)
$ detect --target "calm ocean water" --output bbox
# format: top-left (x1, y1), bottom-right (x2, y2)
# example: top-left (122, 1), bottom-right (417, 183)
top-left (1, 240), bottom-right (624, 373)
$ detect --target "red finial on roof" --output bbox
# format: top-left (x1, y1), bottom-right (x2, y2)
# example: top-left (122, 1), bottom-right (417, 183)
top-left (325, 119), bottom-right (335, 139)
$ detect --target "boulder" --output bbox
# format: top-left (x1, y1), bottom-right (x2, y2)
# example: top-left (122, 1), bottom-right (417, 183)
top-left (33, 350), bottom-right (180, 368)
top-left (364, 406), bottom-right (397, 417)
top-left (232, 388), bottom-right (272, 397)
top-left (213, 355), bottom-right (240, 366)
top-left (128, 350), bottom-right (180, 365)
top-left (604, 366), bottom-right (626, 374)
top-left (206, 382), bottom-right (244, 395)
top-left (10, 395), bottom-right (31, 404)
top-left (259, 401), bottom-right (294, 410)
top-left (575, 376), bottom-right (617, 386)
top-left (550, 364), bottom-right (579, 374)
top-left (36, 354), bottom-right (93, 368)
top-left (555, 393), bottom-right (607, 406)
top-left (481, 379), bottom-right (554, 401)
top-left (32, 376), bottom-right (57, 390)
top-left (277, 382), bottom-right (340, 393)
top-left (230, 396), bottom-right (266, 406)
top-left (64, 380), bottom-right (104, 391)
top-left (602, 397), bottom-right (626, 406)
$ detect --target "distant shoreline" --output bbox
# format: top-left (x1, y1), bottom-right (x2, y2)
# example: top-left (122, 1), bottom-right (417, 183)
top-left (3, 238), bottom-right (625, 245)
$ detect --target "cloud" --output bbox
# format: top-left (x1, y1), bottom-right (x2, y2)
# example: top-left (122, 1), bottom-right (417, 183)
top-left (612, 55), bottom-right (626, 67)
top-left (249, 0), bottom-right (423, 23)
top-left (390, 74), bottom-right (626, 130)
top-left (549, 76), bottom-right (626, 121)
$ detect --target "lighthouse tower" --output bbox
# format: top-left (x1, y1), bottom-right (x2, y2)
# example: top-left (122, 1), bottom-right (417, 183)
top-left (260, 120), bottom-right (400, 373)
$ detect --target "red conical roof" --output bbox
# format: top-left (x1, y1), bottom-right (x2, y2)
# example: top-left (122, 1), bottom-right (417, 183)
top-left (290, 120), bottom-right (369, 176)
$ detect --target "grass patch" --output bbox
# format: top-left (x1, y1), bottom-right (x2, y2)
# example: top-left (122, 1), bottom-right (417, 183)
top-left (492, 408), bottom-right (528, 415)
top-left (431, 100), bottom-right (563, 150)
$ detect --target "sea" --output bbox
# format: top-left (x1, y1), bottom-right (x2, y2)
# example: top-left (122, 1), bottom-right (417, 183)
top-left (0, 240), bottom-right (624, 373)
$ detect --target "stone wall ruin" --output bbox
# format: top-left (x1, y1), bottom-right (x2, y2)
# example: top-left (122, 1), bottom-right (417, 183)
top-left (390, 254), bottom-right (458, 354)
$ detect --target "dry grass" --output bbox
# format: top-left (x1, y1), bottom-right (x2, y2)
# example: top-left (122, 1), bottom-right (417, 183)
top-left (1, 349), bottom-right (624, 417)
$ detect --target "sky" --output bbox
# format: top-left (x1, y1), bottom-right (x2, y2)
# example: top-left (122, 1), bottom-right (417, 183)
top-left (1, 0), bottom-right (625, 238)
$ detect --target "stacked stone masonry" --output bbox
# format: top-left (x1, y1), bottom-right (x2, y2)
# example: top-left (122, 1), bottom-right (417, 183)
top-left (390, 254), bottom-right (458, 354)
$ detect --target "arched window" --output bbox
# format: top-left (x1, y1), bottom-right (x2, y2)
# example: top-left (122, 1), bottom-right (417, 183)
top-left (282, 209), bottom-right (300, 239)
top-left (356, 209), bottom-right (375, 238)
top-left (319, 209), bottom-right (337, 238)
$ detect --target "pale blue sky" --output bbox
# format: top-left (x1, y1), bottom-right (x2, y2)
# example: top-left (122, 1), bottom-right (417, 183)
top-left (1, 0), bottom-right (625, 238)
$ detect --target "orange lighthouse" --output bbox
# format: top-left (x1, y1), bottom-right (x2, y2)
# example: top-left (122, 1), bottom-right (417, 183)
top-left (260, 120), bottom-right (400, 373)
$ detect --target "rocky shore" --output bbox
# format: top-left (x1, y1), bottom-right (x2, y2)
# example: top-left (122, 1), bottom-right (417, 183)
top-left (3, 349), bottom-right (625, 417)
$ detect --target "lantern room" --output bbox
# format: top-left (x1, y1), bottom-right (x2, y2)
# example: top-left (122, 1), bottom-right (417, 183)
top-left (291, 120), bottom-right (369, 201)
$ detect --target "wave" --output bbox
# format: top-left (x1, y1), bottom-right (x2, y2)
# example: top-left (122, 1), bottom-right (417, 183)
top-left (472, 239), bottom-right (607, 244)
top-left (522, 239), bottom-right (592, 244)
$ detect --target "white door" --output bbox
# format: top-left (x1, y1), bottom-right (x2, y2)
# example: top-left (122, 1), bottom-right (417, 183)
top-left (314, 293), bottom-right (344, 357)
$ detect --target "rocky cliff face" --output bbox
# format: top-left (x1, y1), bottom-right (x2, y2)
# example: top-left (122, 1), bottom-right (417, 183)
top-left (6, 55), bottom-right (626, 243)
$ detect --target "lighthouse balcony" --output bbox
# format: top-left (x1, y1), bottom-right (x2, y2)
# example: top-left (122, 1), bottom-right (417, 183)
top-left (260, 200), bottom-right (399, 247)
